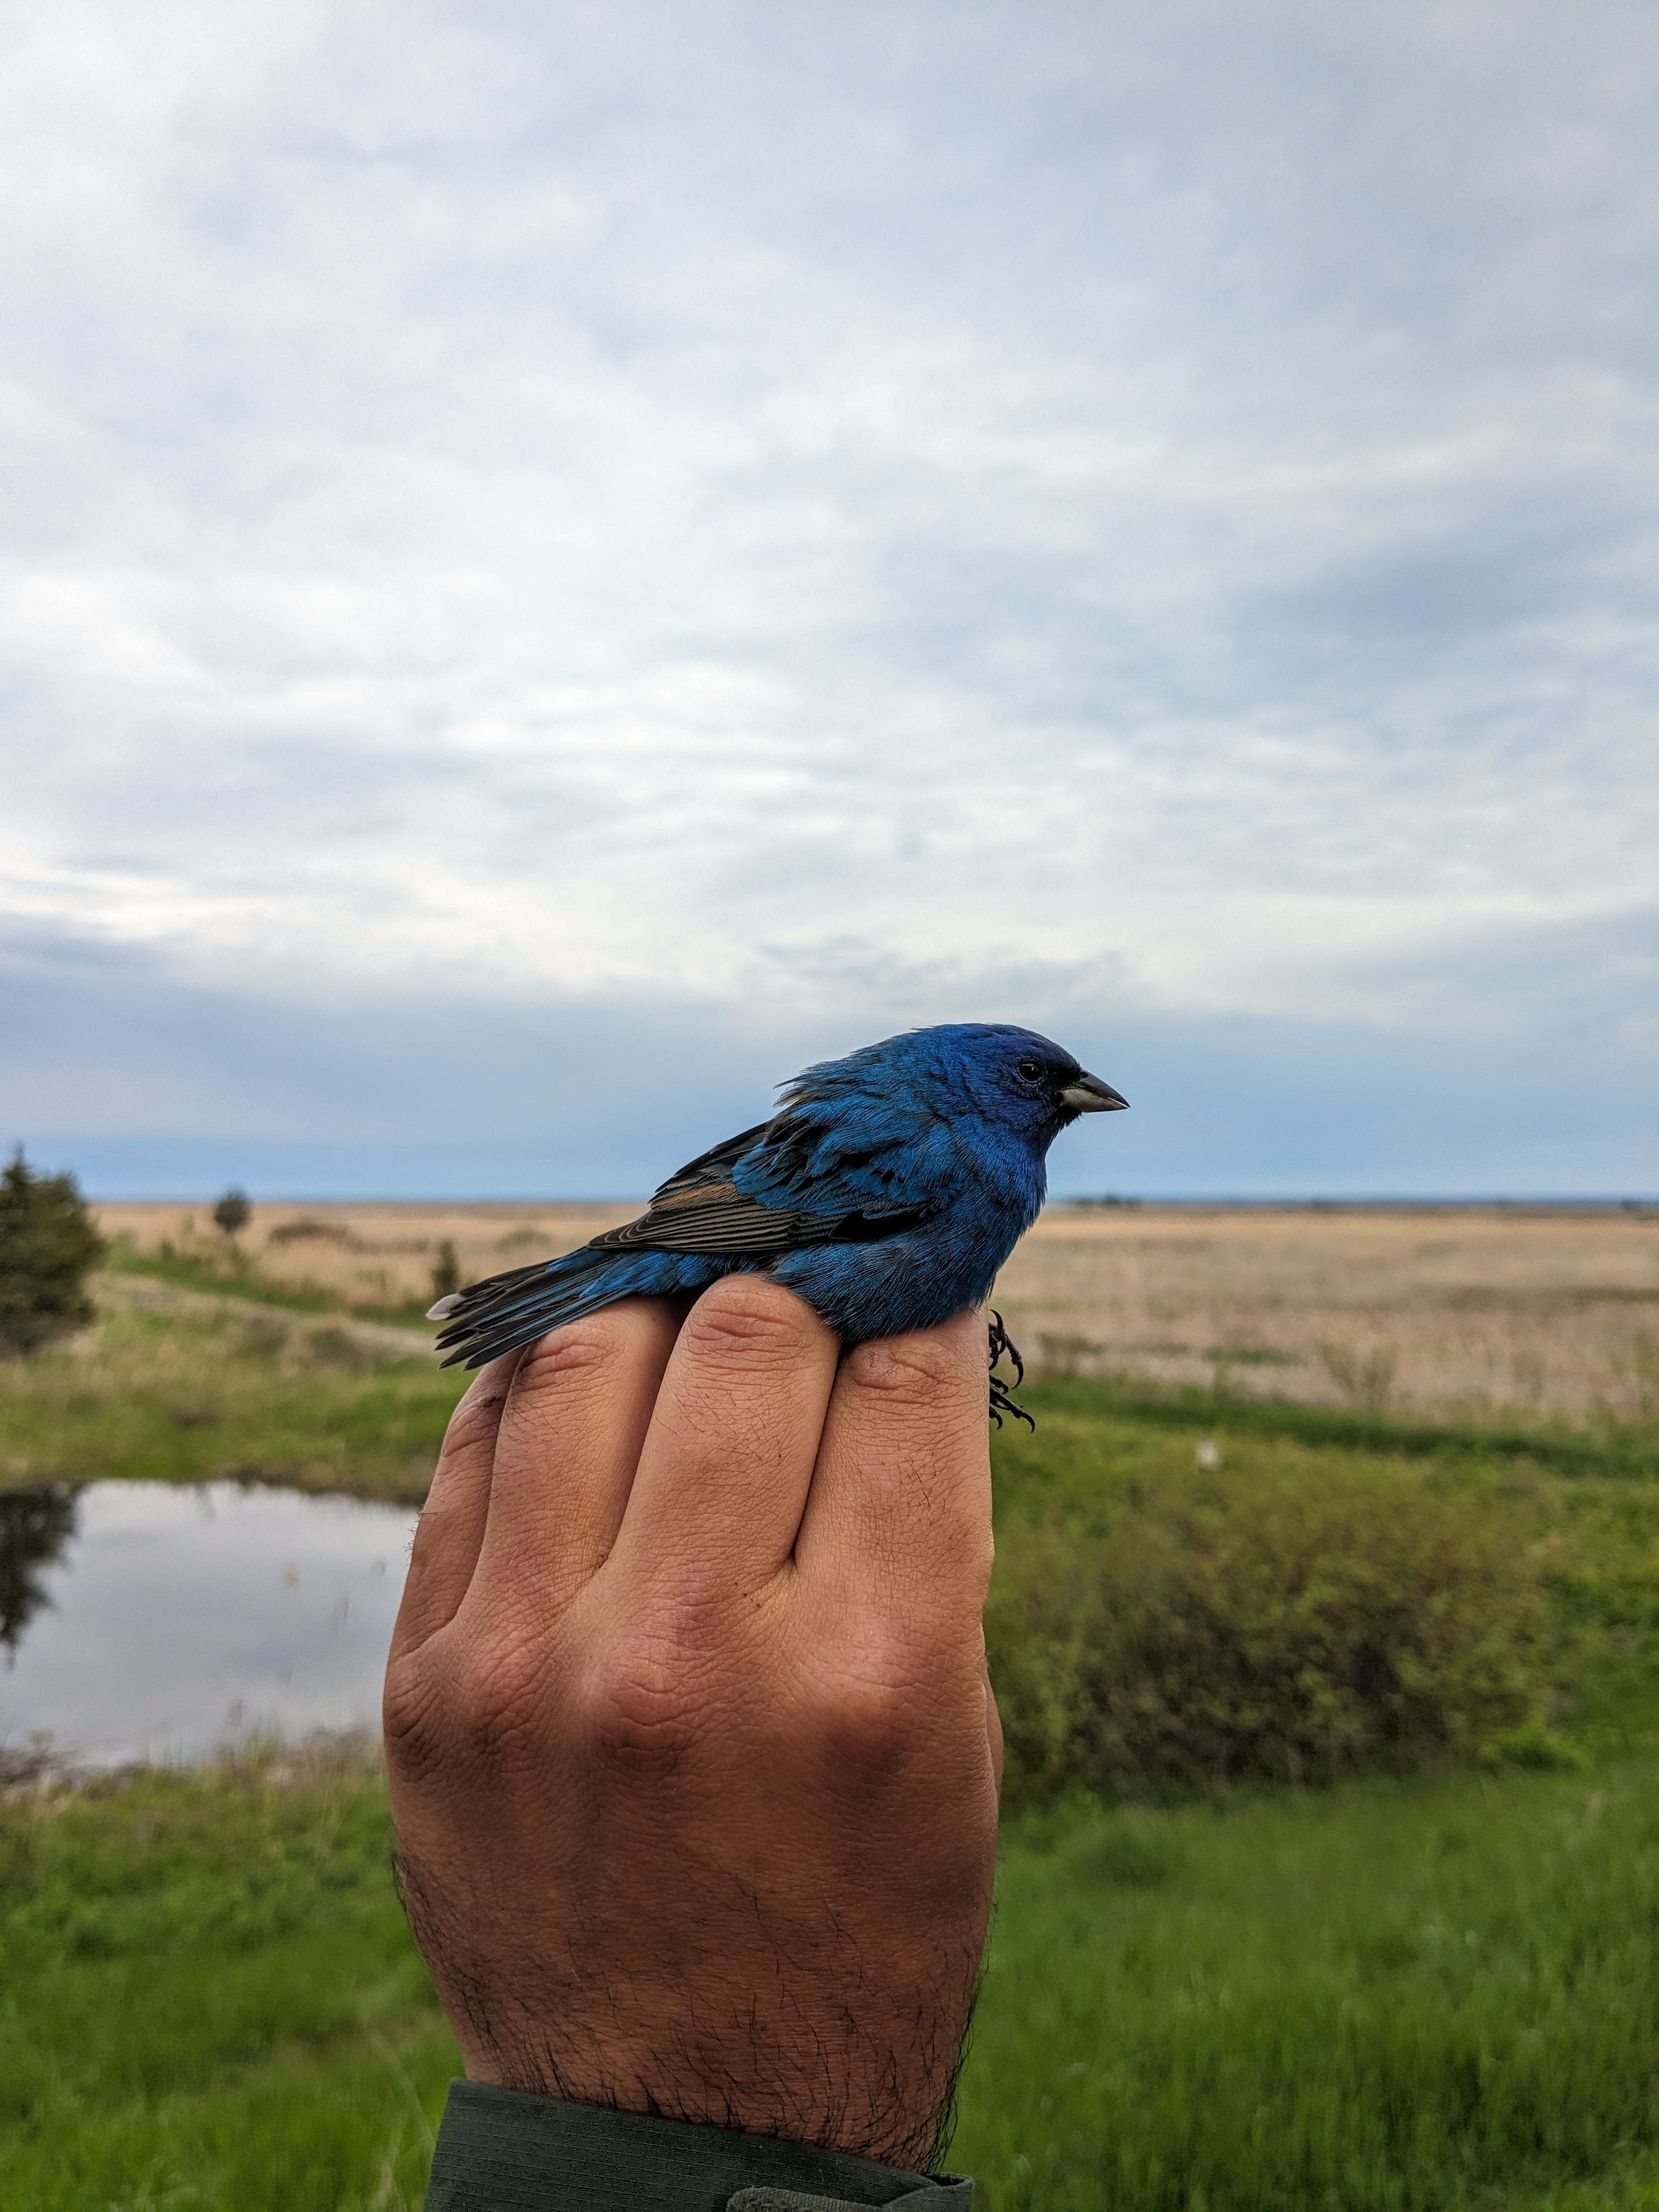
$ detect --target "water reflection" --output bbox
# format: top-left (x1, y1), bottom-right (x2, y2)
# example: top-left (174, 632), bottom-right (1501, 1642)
top-left (0, 1483), bottom-right (78, 1653)
top-left (0, 1481), bottom-right (417, 1765)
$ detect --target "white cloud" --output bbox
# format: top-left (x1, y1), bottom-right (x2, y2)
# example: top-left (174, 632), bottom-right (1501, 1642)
top-left (0, 1), bottom-right (1655, 1186)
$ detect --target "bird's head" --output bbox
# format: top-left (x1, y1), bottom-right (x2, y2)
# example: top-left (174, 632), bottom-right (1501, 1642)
top-left (920, 1024), bottom-right (1128, 1150)
top-left (783, 1023), bottom-right (1127, 1164)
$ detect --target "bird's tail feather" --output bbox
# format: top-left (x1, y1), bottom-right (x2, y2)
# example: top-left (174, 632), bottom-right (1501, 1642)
top-left (430, 1248), bottom-right (619, 1370)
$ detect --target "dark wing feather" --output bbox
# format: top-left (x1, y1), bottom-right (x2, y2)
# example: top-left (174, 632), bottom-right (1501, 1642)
top-left (588, 1120), bottom-right (927, 1257)
top-left (588, 1180), bottom-right (848, 1255)
top-left (439, 1257), bottom-right (573, 1330)
top-left (652, 1121), bottom-right (773, 1197)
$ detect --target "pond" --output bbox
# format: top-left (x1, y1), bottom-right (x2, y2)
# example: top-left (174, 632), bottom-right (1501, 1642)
top-left (0, 1481), bottom-right (417, 1767)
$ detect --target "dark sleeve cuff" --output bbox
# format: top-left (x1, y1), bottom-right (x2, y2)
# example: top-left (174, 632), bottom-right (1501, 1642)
top-left (423, 2079), bottom-right (973, 2212)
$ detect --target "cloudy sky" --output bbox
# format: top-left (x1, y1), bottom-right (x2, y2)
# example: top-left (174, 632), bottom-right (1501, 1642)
top-left (2, 1), bottom-right (1655, 1197)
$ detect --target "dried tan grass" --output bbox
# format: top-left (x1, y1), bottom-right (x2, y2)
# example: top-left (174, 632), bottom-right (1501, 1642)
top-left (94, 1200), bottom-right (622, 1316)
top-left (994, 1205), bottom-right (1659, 1425)
top-left (93, 1200), bottom-right (1659, 1427)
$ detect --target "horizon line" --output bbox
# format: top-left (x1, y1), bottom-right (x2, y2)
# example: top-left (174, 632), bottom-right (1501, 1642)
top-left (86, 1192), bottom-right (1659, 1211)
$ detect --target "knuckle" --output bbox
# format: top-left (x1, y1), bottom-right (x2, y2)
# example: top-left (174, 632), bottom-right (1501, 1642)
top-left (382, 1654), bottom-right (448, 1778)
top-left (449, 1637), bottom-right (548, 1759)
top-left (844, 1330), bottom-right (970, 1414)
top-left (681, 1276), bottom-right (819, 1373)
top-left (957, 1520), bottom-right (997, 1602)
top-left (582, 1633), bottom-right (705, 1765)
top-left (512, 1314), bottom-right (628, 1397)
top-left (817, 1655), bottom-right (928, 1778)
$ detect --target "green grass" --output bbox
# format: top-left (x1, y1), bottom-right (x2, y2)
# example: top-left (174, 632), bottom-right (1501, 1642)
top-left (0, 1754), bottom-right (458, 2212)
top-left (104, 1239), bottom-right (437, 1326)
top-left (1011, 1372), bottom-right (1659, 1483)
top-left (6, 1313), bottom-right (1659, 2207)
top-left (9, 1757), bottom-right (1659, 2211)
top-left (103, 1239), bottom-right (346, 1315)
top-left (0, 1300), bottom-right (469, 1503)
top-left (961, 1763), bottom-right (1659, 2212)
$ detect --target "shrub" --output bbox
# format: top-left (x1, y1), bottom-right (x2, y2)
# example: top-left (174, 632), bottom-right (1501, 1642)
top-left (238, 1317), bottom-right (290, 1361)
top-left (212, 1187), bottom-right (251, 1238)
top-left (430, 1238), bottom-right (461, 1304)
top-left (267, 1216), bottom-right (348, 1246)
top-left (303, 1324), bottom-right (373, 1371)
top-left (0, 1150), bottom-right (106, 1357)
top-left (986, 1457), bottom-right (1548, 1809)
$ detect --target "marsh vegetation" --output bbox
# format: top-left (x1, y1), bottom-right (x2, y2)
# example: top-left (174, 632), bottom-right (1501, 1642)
top-left (3, 1203), bottom-right (1658, 2207)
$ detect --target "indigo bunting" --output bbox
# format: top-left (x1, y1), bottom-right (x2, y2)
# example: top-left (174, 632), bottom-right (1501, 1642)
top-left (429, 1023), bottom-right (1127, 1423)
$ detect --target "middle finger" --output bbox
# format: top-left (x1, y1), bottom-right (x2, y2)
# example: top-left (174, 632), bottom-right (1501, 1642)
top-left (609, 1274), bottom-right (839, 1605)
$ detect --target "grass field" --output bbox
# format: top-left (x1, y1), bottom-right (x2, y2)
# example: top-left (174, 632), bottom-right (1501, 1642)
top-left (9, 1747), bottom-right (1659, 2212)
top-left (1, 1277), bottom-right (462, 1504)
top-left (4, 1207), bottom-right (1659, 2209)
top-left (93, 1197), bottom-right (1659, 1424)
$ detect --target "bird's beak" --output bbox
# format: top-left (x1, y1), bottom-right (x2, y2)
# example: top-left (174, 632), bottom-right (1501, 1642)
top-left (1058, 1071), bottom-right (1129, 1113)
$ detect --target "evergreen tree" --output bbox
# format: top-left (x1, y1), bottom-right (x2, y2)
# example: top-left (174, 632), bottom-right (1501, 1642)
top-left (213, 1187), bottom-right (252, 1238)
top-left (0, 1150), bottom-right (106, 1356)
top-left (430, 1238), bottom-right (462, 1305)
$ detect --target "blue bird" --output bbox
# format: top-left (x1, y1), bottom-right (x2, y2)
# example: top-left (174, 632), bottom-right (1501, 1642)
top-left (428, 1023), bottom-right (1127, 1424)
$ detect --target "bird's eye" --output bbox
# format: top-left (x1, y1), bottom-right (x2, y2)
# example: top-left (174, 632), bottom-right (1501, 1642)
top-left (1014, 1057), bottom-right (1044, 1085)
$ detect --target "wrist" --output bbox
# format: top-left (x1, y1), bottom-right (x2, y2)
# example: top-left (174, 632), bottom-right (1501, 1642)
top-left (397, 1837), bottom-right (984, 2174)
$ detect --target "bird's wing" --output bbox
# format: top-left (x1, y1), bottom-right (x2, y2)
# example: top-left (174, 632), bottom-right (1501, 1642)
top-left (733, 1087), bottom-right (963, 1220)
top-left (651, 1121), bottom-right (774, 1197)
top-left (588, 1118), bottom-right (929, 1257)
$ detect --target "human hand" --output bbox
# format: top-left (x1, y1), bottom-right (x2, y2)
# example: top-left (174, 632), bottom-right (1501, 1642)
top-left (383, 1278), bottom-right (1002, 2172)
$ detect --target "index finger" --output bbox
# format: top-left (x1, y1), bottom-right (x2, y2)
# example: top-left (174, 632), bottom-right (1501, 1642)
top-left (388, 1350), bottom-right (520, 1664)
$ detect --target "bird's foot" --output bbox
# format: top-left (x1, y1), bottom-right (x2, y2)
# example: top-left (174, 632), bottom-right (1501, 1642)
top-left (990, 1371), bottom-right (1035, 1430)
top-left (988, 1308), bottom-right (1035, 1431)
top-left (988, 1308), bottom-right (1025, 1389)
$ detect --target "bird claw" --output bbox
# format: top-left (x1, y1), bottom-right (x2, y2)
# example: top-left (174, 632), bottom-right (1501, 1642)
top-left (988, 1309), bottom-right (1035, 1431)
top-left (988, 1308), bottom-right (1025, 1388)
